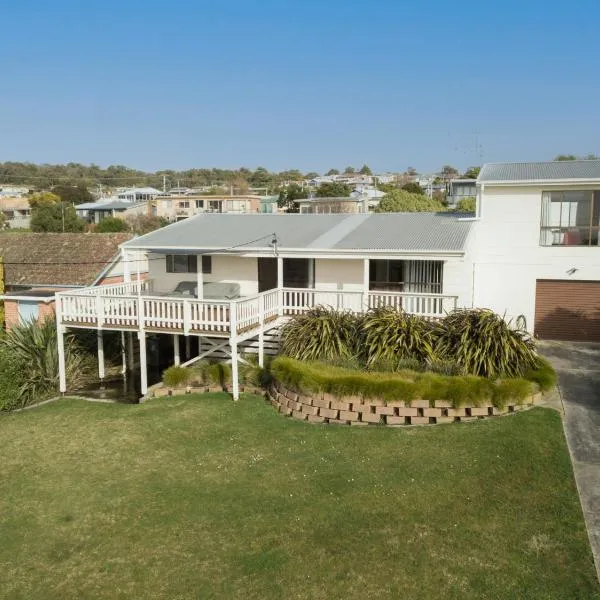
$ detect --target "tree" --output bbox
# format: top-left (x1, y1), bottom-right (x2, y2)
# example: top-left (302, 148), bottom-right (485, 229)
top-left (278, 184), bottom-right (307, 213)
top-left (406, 166), bottom-right (418, 176)
top-left (463, 166), bottom-right (481, 179)
top-left (441, 165), bottom-right (459, 180)
top-left (315, 182), bottom-right (352, 197)
top-left (304, 172), bottom-right (319, 180)
top-left (326, 169), bottom-right (340, 176)
top-left (554, 154), bottom-right (578, 161)
top-left (401, 182), bottom-right (425, 195)
top-left (456, 197), bottom-right (476, 212)
top-left (52, 184), bottom-right (94, 205)
top-left (376, 189), bottom-right (445, 213)
top-left (343, 166), bottom-right (355, 174)
top-left (359, 164), bottom-right (372, 175)
top-left (126, 214), bottom-right (168, 234)
top-left (95, 217), bottom-right (130, 232)
top-left (30, 193), bottom-right (85, 232)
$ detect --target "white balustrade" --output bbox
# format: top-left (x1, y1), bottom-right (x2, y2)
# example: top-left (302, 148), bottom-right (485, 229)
top-left (57, 285), bottom-right (458, 333)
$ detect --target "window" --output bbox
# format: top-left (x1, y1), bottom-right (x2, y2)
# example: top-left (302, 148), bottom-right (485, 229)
top-left (178, 201), bottom-right (190, 209)
top-left (201, 255), bottom-right (212, 274)
top-left (166, 255), bottom-right (197, 273)
top-left (195, 199), bottom-right (204, 209)
top-left (540, 191), bottom-right (600, 246)
top-left (208, 200), bottom-right (221, 212)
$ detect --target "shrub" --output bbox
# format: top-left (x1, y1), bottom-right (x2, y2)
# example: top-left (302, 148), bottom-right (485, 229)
top-left (162, 366), bottom-right (191, 388)
top-left (0, 346), bottom-right (27, 411)
top-left (524, 358), bottom-right (557, 392)
top-left (362, 307), bottom-right (436, 367)
top-left (206, 362), bottom-right (231, 387)
top-left (95, 217), bottom-right (130, 233)
top-left (435, 309), bottom-right (538, 378)
top-left (492, 378), bottom-right (533, 409)
top-left (1, 318), bottom-right (94, 406)
top-left (280, 307), bottom-right (362, 361)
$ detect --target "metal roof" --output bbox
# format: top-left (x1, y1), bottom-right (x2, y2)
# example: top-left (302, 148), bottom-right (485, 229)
top-left (478, 160), bottom-right (600, 182)
top-left (122, 212), bottom-right (473, 254)
top-left (77, 200), bottom-right (143, 211)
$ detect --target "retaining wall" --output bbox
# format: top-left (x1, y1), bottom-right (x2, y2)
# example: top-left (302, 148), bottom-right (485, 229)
top-left (268, 379), bottom-right (543, 426)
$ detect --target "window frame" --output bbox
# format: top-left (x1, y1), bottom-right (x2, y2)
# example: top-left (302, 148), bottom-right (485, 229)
top-left (166, 254), bottom-right (198, 273)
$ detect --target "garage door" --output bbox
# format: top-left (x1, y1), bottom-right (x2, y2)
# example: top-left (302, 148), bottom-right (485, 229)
top-left (535, 280), bottom-right (600, 341)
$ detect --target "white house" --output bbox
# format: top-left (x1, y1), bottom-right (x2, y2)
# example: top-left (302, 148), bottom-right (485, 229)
top-left (54, 158), bottom-right (600, 400)
top-left (473, 159), bottom-right (600, 341)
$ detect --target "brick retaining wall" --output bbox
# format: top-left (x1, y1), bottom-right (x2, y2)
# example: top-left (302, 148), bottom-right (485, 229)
top-left (268, 380), bottom-right (543, 426)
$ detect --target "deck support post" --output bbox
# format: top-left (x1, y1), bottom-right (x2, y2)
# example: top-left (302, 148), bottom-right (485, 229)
top-left (231, 339), bottom-right (239, 401)
top-left (97, 330), bottom-right (105, 380)
top-left (173, 334), bottom-right (180, 366)
top-left (122, 249), bottom-right (131, 284)
top-left (362, 258), bottom-right (370, 312)
top-left (277, 256), bottom-right (284, 316)
top-left (138, 331), bottom-right (148, 396)
top-left (57, 325), bottom-right (67, 393)
top-left (258, 292), bottom-right (265, 367)
top-left (121, 331), bottom-right (127, 375)
top-left (185, 336), bottom-right (191, 360)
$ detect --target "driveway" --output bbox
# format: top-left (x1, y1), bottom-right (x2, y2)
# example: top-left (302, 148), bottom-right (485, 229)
top-left (540, 341), bottom-right (600, 579)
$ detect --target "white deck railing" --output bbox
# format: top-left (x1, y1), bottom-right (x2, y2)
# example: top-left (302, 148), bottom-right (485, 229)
top-left (57, 284), bottom-right (458, 335)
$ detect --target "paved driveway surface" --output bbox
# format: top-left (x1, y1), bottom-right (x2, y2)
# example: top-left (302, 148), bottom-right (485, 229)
top-left (540, 341), bottom-right (600, 580)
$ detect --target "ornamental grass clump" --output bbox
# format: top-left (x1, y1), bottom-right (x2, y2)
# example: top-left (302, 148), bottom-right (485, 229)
top-left (435, 309), bottom-right (538, 378)
top-left (280, 306), bottom-right (362, 361)
top-left (362, 307), bottom-right (436, 368)
top-left (162, 366), bottom-right (192, 388)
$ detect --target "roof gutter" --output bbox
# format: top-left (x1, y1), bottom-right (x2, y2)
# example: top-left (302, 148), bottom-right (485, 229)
top-left (0, 295), bottom-right (55, 303)
top-left (477, 178), bottom-right (600, 186)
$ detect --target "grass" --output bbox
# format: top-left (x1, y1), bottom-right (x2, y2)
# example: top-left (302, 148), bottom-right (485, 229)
top-left (0, 395), bottom-right (598, 600)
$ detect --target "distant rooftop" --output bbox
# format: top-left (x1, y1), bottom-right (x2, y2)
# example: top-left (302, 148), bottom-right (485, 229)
top-left (478, 160), bottom-right (600, 183)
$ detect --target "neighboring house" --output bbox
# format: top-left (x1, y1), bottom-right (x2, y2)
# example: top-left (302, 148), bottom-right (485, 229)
top-left (76, 199), bottom-right (147, 224)
top-left (116, 187), bottom-right (162, 202)
top-left (446, 179), bottom-right (477, 206)
top-left (0, 196), bottom-right (32, 228)
top-left (55, 212), bottom-right (472, 397)
top-left (474, 159), bottom-right (600, 341)
top-left (0, 186), bottom-right (31, 198)
top-left (151, 195), bottom-right (263, 221)
top-left (299, 196), bottom-right (369, 214)
top-left (0, 233), bottom-right (145, 329)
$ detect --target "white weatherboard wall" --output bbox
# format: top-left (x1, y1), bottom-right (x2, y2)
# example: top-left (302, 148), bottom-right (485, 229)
top-left (472, 184), bottom-right (600, 331)
top-left (315, 259), bottom-right (363, 291)
top-left (148, 254), bottom-right (259, 296)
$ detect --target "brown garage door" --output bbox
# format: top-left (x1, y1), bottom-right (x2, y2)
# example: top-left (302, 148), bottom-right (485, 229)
top-left (535, 280), bottom-right (600, 341)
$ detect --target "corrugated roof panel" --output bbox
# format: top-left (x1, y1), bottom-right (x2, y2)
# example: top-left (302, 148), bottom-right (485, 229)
top-left (479, 160), bottom-right (600, 182)
top-left (122, 213), bottom-right (473, 254)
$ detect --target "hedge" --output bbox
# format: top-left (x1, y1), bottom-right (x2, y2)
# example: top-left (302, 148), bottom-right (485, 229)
top-left (271, 357), bottom-right (553, 409)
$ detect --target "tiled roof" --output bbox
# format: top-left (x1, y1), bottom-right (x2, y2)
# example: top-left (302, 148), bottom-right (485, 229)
top-left (122, 213), bottom-right (473, 254)
top-left (0, 232), bottom-right (132, 287)
top-left (478, 160), bottom-right (600, 182)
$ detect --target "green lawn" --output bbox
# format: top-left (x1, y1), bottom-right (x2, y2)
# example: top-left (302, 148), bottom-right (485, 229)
top-left (0, 395), bottom-right (598, 600)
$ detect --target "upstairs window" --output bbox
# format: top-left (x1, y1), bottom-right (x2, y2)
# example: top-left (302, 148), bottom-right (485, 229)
top-left (195, 199), bottom-right (204, 208)
top-left (540, 191), bottom-right (600, 246)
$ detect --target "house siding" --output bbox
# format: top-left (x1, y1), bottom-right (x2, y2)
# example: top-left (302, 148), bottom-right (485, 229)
top-left (473, 184), bottom-right (600, 331)
top-left (315, 259), bottom-right (363, 291)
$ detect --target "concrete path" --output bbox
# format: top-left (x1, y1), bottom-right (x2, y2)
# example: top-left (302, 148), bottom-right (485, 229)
top-left (540, 341), bottom-right (600, 580)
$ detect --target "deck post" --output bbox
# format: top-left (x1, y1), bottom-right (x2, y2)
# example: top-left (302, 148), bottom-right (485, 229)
top-left (138, 331), bottom-right (148, 396)
top-left (362, 258), bottom-right (370, 312)
top-left (122, 249), bottom-right (131, 284)
top-left (277, 257), bottom-right (284, 316)
top-left (196, 259), bottom-right (204, 300)
top-left (121, 331), bottom-right (127, 375)
top-left (173, 335), bottom-right (180, 366)
top-left (97, 330), bottom-right (105, 380)
top-left (57, 325), bottom-right (67, 393)
top-left (258, 293), bottom-right (265, 368)
top-left (230, 301), bottom-right (239, 401)
top-left (231, 339), bottom-right (239, 401)
top-left (185, 336), bottom-right (191, 360)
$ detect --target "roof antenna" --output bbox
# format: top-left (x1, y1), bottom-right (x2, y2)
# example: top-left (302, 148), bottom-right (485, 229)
top-left (270, 233), bottom-right (279, 256)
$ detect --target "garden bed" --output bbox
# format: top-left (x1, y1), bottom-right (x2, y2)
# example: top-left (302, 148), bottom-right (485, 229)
top-left (268, 357), bottom-right (551, 426)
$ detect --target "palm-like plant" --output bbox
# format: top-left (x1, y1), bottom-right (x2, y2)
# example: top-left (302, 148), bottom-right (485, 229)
top-left (362, 307), bottom-right (436, 369)
top-left (1, 318), bottom-right (94, 402)
top-left (435, 309), bottom-right (538, 378)
top-left (280, 307), bottom-right (362, 362)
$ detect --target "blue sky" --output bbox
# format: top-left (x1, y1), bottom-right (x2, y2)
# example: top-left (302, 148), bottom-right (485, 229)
top-left (1, 0), bottom-right (599, 173)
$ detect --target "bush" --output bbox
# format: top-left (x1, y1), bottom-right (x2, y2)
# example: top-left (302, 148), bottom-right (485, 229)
top-left (95, 217), bottom-right (130, 233)
top-left (271, 357), bottom-right (533, 408)
top-left (362, 307), bottom-right (436, 367)
top-left (162, 366), bottom-right (191, 388)
top-left (1, 318), bottom-right (94, 407)
top-left (280, 307), bottom-right (362, 362)
top-left (435, 309), bottom-right (538, 378)
top-left (0, 346), bottom-right (27, 411)
top-left (524, 358), bottom-right (557, 392)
